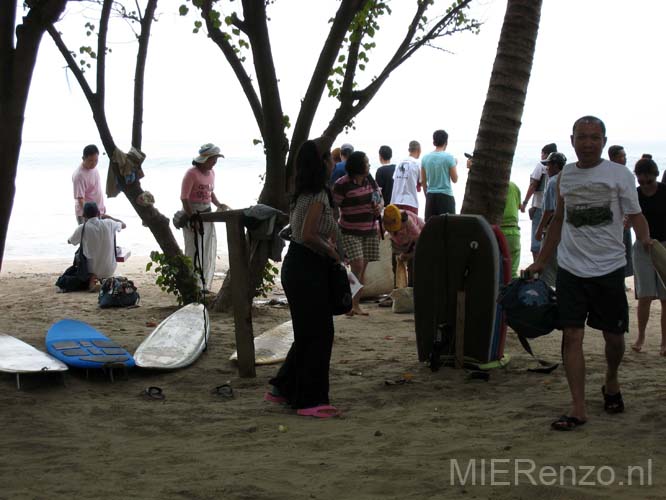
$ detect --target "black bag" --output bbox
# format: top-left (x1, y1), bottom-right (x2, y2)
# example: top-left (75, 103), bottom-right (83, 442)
top-left (497, 278), bottom-right (559, 373)
top-left (98, 277), bottom-right (140, 308)
top-left (55, 222), bottom-right (90, 292)
top-left (329, 262), bottom-right (352, 315)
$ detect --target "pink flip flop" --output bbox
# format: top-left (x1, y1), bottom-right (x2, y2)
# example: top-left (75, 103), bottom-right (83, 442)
top-left (296, 405), bottom-right (340, 419)
top-left (264, 392), bottom-right (288, 404)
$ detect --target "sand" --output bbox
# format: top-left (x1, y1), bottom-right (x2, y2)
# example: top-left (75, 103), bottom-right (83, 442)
top-left (1, 258), bottom-right (665, 499)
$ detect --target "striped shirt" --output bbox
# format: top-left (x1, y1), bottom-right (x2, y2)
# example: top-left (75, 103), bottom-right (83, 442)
top-left (333, 175), bottom-right (380, 236)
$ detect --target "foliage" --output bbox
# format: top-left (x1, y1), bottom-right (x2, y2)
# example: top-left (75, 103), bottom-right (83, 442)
top-left (146, 251), bottom-right (201, 305)
top-left (255, 260), bottom-right (279, 298)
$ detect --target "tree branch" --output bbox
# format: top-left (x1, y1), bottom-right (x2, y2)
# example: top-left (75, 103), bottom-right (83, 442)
top-left (96, 0), bottom-right (112, 106)
top-left (46, 25), bottom-right (97, 105)
top-left (132, 0), bottom-right (157, 149)
top-left (324, 0), bottom-right (478, 138)
top-left (287, 0), bottom-right (368, 176)
top-left (200, 0), bottom-right (264, 135)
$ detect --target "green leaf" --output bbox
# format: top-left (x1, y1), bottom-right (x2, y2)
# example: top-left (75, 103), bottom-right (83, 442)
top-left (179, 5), bottom-right (189, 16)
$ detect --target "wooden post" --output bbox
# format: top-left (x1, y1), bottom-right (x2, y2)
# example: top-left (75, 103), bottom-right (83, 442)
top-left (225, 213), bottom-right (256, 378)
top-left (455, 290), bottom-right (466, 369)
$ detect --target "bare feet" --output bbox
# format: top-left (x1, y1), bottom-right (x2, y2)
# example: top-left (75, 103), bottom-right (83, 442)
top-left (631, 339), bottom-right (645, 353)
top-left (660, 345), bottom-right (666, 357)
top-left (352, 306), bottom-right (368, 316)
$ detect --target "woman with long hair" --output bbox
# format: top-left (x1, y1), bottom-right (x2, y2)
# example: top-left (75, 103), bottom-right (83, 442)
top-left (267, 138), bottom-right (341, 418)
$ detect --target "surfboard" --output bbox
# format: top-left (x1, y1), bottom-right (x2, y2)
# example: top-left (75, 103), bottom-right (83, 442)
top-left (0, 333), bottom-right (68, 374)
top-left (0, 333), bottom-right (68, 389)
top-left (414, 214), bottom-right (499, 364)
top-left (45, 319), bottom-right (135, 369)
top-left (134, 303), bottom-right (210, 369)
top-left (650, 241), bottom-right (666, 289)
top-left (229, 320), bottom-right (293, 365)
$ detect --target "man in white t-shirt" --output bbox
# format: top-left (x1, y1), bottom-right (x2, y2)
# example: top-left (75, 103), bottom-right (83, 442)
top-left (72, 144), bottom-right (106, 224)
top-left (68, 202), bottom-right (125, 290)
top-left (520, 143), bottom-right (557, 261)
top-left (528, 116), bottom-right (651, 431)
top-left (390, 140), bottom-right (421, 214)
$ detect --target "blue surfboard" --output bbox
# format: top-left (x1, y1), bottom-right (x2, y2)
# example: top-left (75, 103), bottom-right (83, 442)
top-left (46, 319), bottom-right (135, 369)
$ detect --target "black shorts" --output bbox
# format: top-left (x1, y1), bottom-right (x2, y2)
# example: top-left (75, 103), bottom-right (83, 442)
top-left (556, 266), bottom-right (628, 334)
top-left (425, 193), bottom-right (455, 221)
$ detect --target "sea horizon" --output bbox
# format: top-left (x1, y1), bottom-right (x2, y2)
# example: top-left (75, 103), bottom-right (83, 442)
top-left (8, 139), bottom-right (664, 269)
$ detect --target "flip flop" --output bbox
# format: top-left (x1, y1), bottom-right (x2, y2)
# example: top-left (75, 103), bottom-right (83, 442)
top-left (551, 415), bottom-right (587, 431)
top-left (212, 384), bottom-right (234, 399)
top-left (142, 386), bottom-right (165, 401)
top-left (296, 405), bottom-right (340, 419)
top-left (264, 391), bottom-right (288, 404)
top-left (601, 385), bottom-right (624, 414)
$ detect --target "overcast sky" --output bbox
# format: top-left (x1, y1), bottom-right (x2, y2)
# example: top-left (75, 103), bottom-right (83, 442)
top-left (21, 0), bottom-right (666, 158)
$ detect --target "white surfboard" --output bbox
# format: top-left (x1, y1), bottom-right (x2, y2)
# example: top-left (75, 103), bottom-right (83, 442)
top-left (229, 320), bottom-right (293, 365)
top-left (134, 303), bottom-right (210, 369)
top-left (0, 333), bottom-right (68, 373)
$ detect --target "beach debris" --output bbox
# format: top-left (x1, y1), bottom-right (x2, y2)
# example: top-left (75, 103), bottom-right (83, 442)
top-left (384, 372), bottom-right (414, 386)
top-left (374, 430), bottom-right (383, 437)
top-left (383, 335), bottom-right (394, 340)
top-left (145, 321), bottom-right (157, 327)
top-left (349, 370), bottom-right (363, 376)
top-left (244, 425), bottom-right (258, 433)
top-left (278, 424), bottom-right (288, 433)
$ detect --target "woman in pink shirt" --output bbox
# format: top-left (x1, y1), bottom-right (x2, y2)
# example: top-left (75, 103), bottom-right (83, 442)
top-left (180, 143), bottom-right (229, 292)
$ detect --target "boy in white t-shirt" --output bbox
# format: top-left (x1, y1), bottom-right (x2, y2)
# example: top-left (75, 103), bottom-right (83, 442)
top-left (520, 142), bottom-right (557, 261)
top-left (390, 140), bottom-right (421, 214)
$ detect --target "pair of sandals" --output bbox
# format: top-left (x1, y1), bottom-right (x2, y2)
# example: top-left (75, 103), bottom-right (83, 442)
top-left (551, 385), bottom-right (624, 431)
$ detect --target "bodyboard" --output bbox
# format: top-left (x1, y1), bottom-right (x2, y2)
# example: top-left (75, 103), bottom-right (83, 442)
top-left (491, 225), bottom-right (511, 360)
top-left (414, 214), bottom-right (499, 364)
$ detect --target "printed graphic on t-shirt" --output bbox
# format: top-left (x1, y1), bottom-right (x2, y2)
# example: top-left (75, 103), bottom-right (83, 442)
top-left (564, 182), bottom-right (615, 228)
top-left (195, 183), bottom-right (213, 201)
top-left (567, 203), bottom-right (613, 228)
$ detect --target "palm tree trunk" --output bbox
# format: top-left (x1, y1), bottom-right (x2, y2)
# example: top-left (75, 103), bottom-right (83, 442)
top-left (461, 0), bottom-right (543, 224)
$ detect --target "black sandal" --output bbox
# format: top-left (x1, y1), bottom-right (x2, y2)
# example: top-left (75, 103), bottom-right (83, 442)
top-left (602, 385), bottom-right (625, 414)
top-left (551, 415), bottom-right (587, 431)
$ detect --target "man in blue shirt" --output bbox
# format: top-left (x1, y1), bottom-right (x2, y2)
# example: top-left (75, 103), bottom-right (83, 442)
top-left (420, 129), bottom-right (458, 220)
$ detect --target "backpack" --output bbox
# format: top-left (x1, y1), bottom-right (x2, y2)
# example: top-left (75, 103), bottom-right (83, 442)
top-left (497, 278), bottom-right (559, 373)
top-left (98, 277), bottom-right (140, 308)
top-left (56, 222), bottom-right (90, 292)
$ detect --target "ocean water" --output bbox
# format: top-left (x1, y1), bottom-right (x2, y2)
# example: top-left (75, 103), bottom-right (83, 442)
top-left (7, 140), bottom-right (665, 271)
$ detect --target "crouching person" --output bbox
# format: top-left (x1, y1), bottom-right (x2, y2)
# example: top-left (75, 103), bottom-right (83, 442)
top-left (68, 202), bottom-right (126, 290)
top-left (382, 204), bottom-right (425, 288)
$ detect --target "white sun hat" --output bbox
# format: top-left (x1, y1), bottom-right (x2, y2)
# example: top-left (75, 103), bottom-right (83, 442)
top-left (193, 143), bottom-right (224, 163)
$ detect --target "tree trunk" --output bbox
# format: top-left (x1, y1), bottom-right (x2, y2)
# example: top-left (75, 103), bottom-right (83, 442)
top-left (461, 0), bottom-right (543, 223)
top-left (0, 0), bottom-right (68, 270)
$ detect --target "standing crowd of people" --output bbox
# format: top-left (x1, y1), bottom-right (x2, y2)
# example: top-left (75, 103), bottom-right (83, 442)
top-left (65, 117), bottom-right (666, 428)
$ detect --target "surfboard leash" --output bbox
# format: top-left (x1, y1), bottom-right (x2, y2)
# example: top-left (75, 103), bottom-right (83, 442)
top-left (191, 212), bottom-right (209, 352)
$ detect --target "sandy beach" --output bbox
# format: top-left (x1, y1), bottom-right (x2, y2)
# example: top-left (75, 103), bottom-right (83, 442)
top-left (1, 257), bottom-right (665, 499)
